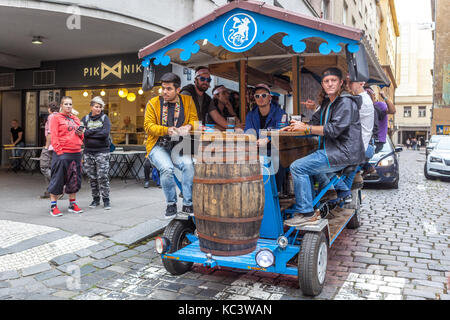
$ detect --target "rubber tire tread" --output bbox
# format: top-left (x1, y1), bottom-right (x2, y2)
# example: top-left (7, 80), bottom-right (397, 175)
top-left (347, 190), bottom-right (361, 229)
top-left (298, 232), bottom-right (327, 296)
top-left (162, 219), bottom-right (195, 275)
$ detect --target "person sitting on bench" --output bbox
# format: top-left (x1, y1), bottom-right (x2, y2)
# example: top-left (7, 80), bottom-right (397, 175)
top-left (281, 67), bottom-right (365, 227)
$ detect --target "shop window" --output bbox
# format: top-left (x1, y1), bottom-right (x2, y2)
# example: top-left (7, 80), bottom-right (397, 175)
top-left (403, 106), bottom-right (411, 118)
top-left (66, 86), bottom-right (161, 145)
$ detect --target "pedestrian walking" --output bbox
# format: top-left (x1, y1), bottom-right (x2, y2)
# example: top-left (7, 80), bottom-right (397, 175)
top-left (47, 96), bottom-right (84, 217)
top-left (39, 101), bottom-right (60, 198)
top-left (406, 138), bottom-right (410, 149)
top-left (81, 96), bottom-right (112, 210)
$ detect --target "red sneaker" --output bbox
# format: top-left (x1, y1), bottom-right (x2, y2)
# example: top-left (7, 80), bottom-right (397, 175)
top-left (68, 203), bottom-right (83, 214)
top-left (50, 206), bottom-right (63, 217)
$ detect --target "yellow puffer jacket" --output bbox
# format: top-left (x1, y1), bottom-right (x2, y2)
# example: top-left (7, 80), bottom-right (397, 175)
top-left (144, 94), bottom-right (199, 157)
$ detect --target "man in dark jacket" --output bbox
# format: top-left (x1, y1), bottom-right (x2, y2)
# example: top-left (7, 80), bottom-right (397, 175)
top-left (281, 68), bottom-right (365, 226)
top-left (180, 66), bottom-right (215, 124)
top-left (81, 96), bottom-right (112, 210)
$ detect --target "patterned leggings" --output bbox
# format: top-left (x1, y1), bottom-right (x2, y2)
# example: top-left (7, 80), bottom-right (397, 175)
top-left (83, 152), bottom-right (110, 200)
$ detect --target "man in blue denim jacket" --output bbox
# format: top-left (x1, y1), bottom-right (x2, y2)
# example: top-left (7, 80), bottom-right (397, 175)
top-left (244, 83), bottom-right (286, 190)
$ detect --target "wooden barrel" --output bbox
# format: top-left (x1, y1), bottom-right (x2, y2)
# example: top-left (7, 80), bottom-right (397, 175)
top-left (193, 132), bottom-right (265, 256)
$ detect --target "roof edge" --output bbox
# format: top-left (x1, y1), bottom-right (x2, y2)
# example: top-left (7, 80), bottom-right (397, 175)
top-left (138, 0), bottom-right (364, 59)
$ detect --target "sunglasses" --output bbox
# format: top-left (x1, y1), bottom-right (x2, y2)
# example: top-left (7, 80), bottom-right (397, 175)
top-left (254, 93), bottom-right (269, 99)
top-left (197, 76), bottom-right (212, 83)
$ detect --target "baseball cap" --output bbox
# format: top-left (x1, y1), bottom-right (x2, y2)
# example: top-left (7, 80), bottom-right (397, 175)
top-left (254, 83), bottom-right (271, 93)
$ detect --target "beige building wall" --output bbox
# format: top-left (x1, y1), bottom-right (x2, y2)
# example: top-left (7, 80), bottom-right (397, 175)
top-left (394, 1), bottom-right (434, 144)
top-left (431, 0), bottom-right (450, 135)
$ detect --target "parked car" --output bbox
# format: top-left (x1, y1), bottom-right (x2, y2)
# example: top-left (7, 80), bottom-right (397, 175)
top-left (425, 135), bottom-right (445, 157)
top-left (424, 136), bottom-right (450, 180)
top-left (363, 137), bottom-right (402, 189)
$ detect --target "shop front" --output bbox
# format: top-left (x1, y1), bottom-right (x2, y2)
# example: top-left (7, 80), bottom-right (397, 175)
top-left (1, 52), bottom-right (171, 151)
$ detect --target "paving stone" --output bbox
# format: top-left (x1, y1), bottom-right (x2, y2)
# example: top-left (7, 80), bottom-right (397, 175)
top-left (90, 249), bottom-right (115, 260)
top-left (109, 245), bottom-right (129, 253)
top-left (92, 259), bottom-right (113, 269)
top-left (403, 289), bottom-right (437, 299)
top-left (147, 289), bottom-right (179, 300)
top-left (50, 253), bottom-right (79, 266)
top-left (0, 270), bottom-right (20, 281)
top-left (34, 269), bottom-right (63, 281)
top-left (21, 262), bottom-right (52, 277)
top-left (99, 239), bottom-right (116, 248)
top-left (73, 248), bottom-right (93, 258)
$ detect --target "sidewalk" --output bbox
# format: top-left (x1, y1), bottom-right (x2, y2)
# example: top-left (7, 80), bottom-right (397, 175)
top-left (0, 170), bottom-right (171, 245)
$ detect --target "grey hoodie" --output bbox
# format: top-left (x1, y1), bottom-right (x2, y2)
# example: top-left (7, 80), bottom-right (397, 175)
top-left (311, 92), bottom-right (366, 167)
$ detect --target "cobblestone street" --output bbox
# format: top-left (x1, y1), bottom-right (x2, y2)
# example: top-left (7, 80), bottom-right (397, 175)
top-left (0, 149), bottom-right (448, 300)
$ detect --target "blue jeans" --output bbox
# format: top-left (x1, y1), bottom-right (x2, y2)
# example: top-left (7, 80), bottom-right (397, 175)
top-left (12, 141), bottom-right (24, 169)
top-left (148, 145), bottom-right (194, 206)
top-left (290, 149), bottom-right (346, 214)
top-left (342, 144), bottom-right (375, 189)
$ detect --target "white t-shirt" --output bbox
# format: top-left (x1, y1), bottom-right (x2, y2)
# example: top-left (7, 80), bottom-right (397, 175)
top-left (359, 91), bottom-right (374, 151)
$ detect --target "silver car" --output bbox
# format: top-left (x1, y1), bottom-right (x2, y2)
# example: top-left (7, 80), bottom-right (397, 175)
top-left (425, 135), bottom-right (446, 157)
top-left (424, 136), bottom-right (450, 180)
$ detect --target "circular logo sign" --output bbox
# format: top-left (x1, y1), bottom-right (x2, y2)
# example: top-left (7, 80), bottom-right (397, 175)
top-left (222, 13), bottom-right (257, 51)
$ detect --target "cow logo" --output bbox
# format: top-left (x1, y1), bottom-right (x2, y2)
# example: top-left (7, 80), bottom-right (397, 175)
top-left (223, 13), bottom-right (257, 51)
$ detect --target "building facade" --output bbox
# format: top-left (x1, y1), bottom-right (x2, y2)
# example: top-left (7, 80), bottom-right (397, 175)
top-left (431, 0), bottom-right (450, 135)
top-left (393, 20), bottom-right (433, 144)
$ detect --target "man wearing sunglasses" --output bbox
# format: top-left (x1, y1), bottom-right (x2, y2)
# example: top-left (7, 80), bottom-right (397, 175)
top-left (180, 66), bottom-right (216, 124)
top-left (244, 83), bottom-right (287, 190)
top-left (244, 83), bottom-right (286, 142)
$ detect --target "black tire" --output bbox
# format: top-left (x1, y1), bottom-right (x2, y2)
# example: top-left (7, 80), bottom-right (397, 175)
top-left (387, 175), bottom-right (399, 189)
top-left (162, 219), bottom-right (195, 275)
top-left (346, 189), bottom-right (361, 229)
top-left (424, 163), bottom-right (434, 180)
top-left (298, 232), bottom-right (328, 296)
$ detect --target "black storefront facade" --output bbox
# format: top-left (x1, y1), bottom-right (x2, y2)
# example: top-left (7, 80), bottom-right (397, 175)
top-left (0, 53), bottom-right (170, 160)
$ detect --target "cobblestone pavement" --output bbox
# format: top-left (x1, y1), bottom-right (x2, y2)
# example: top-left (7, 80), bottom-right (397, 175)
top-left (0, 150), bottom-right (448, 300)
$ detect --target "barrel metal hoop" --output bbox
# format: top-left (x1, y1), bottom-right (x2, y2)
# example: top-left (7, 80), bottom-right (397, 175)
top-left (194, 214), bottom-right (263, 223)
top-left (197, 231), bottom-right (259, 245)
top-left (193, 175), bottom-right (262, 184)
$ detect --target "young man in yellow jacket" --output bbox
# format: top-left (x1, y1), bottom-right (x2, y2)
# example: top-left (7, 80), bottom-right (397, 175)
top-left (144, 73), bottom-right (199, 219)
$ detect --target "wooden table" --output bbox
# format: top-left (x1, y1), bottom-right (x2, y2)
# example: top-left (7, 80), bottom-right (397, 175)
top-left (260, 130), bottom-right (318, 168)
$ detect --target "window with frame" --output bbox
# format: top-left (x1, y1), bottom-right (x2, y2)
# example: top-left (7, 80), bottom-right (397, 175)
top-left (321, 0), bottom-right (330, 19)
top-left (418, 106), bottom-right (426, 117)
top-left (403, 106), bottom-right (412, 118)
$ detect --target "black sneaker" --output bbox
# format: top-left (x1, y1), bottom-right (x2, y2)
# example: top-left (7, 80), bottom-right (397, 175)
top-left (103, 199), bottom-right (111, 210)
top-left (182, 205), bottom-right (194, 215)
top-left (165, 204), bottom-right (177, 219)
top-left (89, 199), bottom-right (100, 208)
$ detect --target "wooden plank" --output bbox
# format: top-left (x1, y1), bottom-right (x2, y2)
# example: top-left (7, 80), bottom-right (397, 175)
top-left (328, 208), bottom-right (355, 240)
top-left (239, 60), bottom-right (247, 123)
top-left (304, 56), bottom-right (338, 67)
top-left (209, 62), bottom-right (238, 75)
top-left (292, 56), bottom-right (299, 115)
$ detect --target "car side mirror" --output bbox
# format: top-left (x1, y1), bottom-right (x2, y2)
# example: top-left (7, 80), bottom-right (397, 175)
top-left (395, 147), bottom-right (403, 153)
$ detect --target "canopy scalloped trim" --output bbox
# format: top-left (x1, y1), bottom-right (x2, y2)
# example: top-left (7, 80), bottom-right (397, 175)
top-left (141, 9), bottom-right (360, 67)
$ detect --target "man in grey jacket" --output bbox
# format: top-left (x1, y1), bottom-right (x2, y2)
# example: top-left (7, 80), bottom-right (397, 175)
top-left (281, 68), bottom-right (365, 226)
